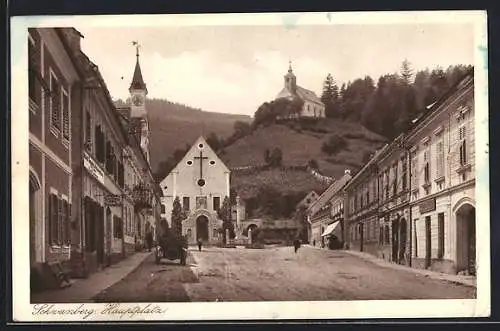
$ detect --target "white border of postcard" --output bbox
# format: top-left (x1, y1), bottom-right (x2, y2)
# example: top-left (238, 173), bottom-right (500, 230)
top-left (11, 11), bottom-right (490, 321)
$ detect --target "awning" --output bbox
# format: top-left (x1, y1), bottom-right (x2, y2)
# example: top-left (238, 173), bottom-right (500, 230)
top-left (321, 221), bottom-right (340, 237)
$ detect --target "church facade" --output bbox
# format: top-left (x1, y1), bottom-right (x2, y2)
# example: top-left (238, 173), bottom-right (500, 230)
top-left (160, 136), bottom-right (230, 245)
top-left (275, 62), bottom-right (326, 119)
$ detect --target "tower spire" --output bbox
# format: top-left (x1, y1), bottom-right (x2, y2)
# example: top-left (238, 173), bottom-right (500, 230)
top-left (129, 41), bottom-right (147, 93)
top-left (288, 59), bottom-right (293, 73)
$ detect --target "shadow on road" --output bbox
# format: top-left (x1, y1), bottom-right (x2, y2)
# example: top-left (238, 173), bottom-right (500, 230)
top-left (93, 253), bottom-right (199, 303)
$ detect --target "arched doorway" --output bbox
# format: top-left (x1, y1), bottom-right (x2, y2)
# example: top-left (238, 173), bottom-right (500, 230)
top-left (196, 215), bottom-right (209, 241)
top-left (456, 203), bottom-right (476, 275)
top-left (29, 170), bottom-right (41, 266)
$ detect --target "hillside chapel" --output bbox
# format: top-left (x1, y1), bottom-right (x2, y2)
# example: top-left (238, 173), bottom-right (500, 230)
top-left (275, 61), bottom-right (326, 118)
top-left (159, 136), bottom-right (230, 245)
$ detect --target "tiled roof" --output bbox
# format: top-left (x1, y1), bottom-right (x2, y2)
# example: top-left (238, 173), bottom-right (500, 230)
top-left (295, 86), bottom-right (323, 105)
top-left (308, 173), bottom-right (351, 217)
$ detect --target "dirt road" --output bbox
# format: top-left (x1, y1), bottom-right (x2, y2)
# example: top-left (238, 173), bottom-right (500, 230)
top-left (94, 246), bottom-right (475, 302)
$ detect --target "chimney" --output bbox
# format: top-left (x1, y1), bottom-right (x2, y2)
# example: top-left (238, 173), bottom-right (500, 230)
top-left (345, 169), bottom-right (351, 175)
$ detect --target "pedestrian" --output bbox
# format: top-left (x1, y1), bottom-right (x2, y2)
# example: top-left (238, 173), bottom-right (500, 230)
top-left (313, 239), bottom-right (316, 247)
top-left (197, 238), bottom-right (202, 252)
top-left (294, 238), bottom-right (301, 254)
top-left (146, 231), bottom-right (153, 252)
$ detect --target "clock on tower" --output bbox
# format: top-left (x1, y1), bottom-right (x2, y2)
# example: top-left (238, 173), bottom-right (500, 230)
top-left (132, 94), bottom-right (143, 106)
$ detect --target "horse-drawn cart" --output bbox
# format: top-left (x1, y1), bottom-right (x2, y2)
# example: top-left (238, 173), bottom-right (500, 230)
top-left (155, 233), bottom-right (188, 265)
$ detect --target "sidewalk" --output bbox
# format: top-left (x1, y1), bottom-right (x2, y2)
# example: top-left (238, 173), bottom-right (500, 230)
top-left (304, 245), bottom-right (476, 288)
top-left (31, 252), bottom-right (152, 303)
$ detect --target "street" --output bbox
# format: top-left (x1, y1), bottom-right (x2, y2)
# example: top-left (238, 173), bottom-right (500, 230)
top-left (93, 246), bottom-right (475, 302)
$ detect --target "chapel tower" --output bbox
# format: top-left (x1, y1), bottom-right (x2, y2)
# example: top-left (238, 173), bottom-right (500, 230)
top-left (129, 41), bottom-right (150, 162)
top-left (284, 60), bottom-right (297, 94)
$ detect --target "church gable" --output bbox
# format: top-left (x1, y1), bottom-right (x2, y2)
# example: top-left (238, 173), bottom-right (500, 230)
top-left (173, 136), bottom-right (229, 174)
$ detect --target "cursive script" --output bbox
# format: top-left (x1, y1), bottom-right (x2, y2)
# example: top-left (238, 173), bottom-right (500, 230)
top-left (32, 304), bottom-right (96, 319)
top-left (100, 303), bottom-right (168, 319)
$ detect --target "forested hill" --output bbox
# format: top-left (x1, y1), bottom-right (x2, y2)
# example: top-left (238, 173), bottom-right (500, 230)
top-left (319, 63), bottom-right (473, 140)
top-left (114, 98), bottom-right (252, 174)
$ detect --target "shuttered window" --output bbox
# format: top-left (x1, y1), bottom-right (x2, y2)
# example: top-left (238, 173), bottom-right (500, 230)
top-left (436, 140), bottom-right (444, 178)
top-left (85, 111), bottom-right (92, 151)
top-left (62, 91), bottom-right (70, 139)
top-left (50, 72), bottom-right (61, 130)
top-left (459, 126), bottom-right (467, 166)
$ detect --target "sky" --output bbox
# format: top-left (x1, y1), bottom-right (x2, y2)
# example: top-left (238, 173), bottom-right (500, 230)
top-left (75, 23), bottom-right (474, 116)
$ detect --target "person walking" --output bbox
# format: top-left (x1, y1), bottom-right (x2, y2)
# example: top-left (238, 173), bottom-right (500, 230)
top-left (294, 238), bottom-right (301, 254)
top-left (146, 231), bottom-right (153, 252)
top-left (197, 238), bottom-right (203, 252)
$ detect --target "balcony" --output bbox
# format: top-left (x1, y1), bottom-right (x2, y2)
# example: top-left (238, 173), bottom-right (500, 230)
top-left (132, 183), bottom-right (153, 212)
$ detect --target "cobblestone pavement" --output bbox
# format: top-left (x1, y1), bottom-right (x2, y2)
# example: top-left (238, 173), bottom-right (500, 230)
top-left (93, 246), bottom-right (475, 302)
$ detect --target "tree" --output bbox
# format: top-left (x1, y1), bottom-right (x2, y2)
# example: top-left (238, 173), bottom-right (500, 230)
top-left (322, 134), bottom-right (348, 155)
top-left (171, 197), bottom-right (185, 238)
top-left (308, 159), bottom-right (319, 170)
top-left (217, 196), bottom-right (235, 243)
top-left (321, 73), bottom-right (340, 118)
top-left (400, 59), bottom-right (414, 84)
top-left (268, 147), bottom-right (283, 167)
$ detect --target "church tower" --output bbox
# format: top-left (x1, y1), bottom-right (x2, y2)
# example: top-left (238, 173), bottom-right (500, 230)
top-left (129, 42), bottom-right (150, 163)
top-left (284, 60), bottom-right (297, 94)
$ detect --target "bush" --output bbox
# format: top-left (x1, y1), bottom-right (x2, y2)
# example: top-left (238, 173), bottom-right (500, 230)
top-left (322, 134), bottom-right (348, 155)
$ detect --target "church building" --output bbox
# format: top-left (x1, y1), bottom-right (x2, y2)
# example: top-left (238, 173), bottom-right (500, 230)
top-left (160, 136), bottom-right (230, 245)
top-left (275, 62), bottom-right (326, 118)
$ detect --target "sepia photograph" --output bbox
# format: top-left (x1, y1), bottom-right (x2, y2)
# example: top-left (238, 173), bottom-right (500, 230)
top-left (11, 11), bottom-right (489, 321)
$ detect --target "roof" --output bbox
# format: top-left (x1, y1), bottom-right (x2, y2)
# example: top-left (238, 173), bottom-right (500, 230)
top-left (295, 86), bottom-right (323, 105)
top-left (129, 56), bottom-right (147, 91)
top-left (308, 173), bottom-right (352, 217)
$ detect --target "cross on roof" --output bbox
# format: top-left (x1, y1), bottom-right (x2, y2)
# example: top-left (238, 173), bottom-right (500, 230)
top-left (194, 150), bottom-right (209, 179)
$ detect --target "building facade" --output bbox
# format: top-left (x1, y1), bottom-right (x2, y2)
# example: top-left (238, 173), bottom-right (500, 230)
top-left (407, 70), bottom-right (475, 275)
top-left (29, 28), bottom-right (161, 287)
top-left (308, 170), bottom-right (352, 248)
top-left (344, 69), bottom-right (475, 275)
top-left (160, 136), bottom-right (230, 245)
top-left (28, 28), bottom-right (81, 283)
top-left (275, 62), bottom-right (326, 118)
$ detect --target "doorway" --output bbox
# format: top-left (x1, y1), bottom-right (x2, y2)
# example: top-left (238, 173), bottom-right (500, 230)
top-left (425, 216), bottom-right (431, 269)
top-left (196, 215), bottom-right (209, 241)
top-left (456, 203), bottom-right (476, 275)
top-left (359, 223), bottom-right (364, 252)
top-left (399, 218), bottom-right (407, 264)
top-left (29, 171), bottom-right (41, 266)
top-left (392, 219), bottom-right (399, 262)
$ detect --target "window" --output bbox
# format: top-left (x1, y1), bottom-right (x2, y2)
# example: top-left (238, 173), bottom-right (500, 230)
top-left (183, 197), bottom-right (190, 211)
top-left (85, 111), bottom-right (92, 151)
top-left (62, 90), bottom-right (70, 140)
top-left (106, 141), bottom-right (114, 174)
top-left (459, 126), bottom-right (467, 166)
top-left (414, 219), bottom-right (418, 257)
top-left (161, 204), bottom-right (166, 214)
top-left (28, 36), bottom-right (39, 107)
top-left (402, 157), bottom-right (407, 190)
top-left (423, 150), bottom-right (430, 183)
top-left (411, 151), bottom-right (418, 189)
top-left (113, 216), bottom-right (123, 239)
top-left (393, 163), bottom-right (398, 195)
top-left (49, 193), bottom-right (70, 245)
top-left (438, 213), bottom-right (445, 259)
top-left (384, 225), bottom-right (390, 245)
top-left (95, 125), bottom-right (105, 162)
top-left (436, 140), bottom-right (444, 179)
top-left (213, 196), bottom-right (221, 211)
top-left (50, 72), bottom-right (61, 131)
